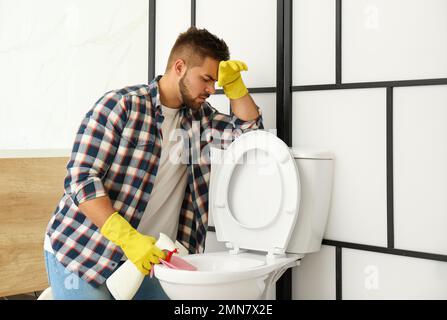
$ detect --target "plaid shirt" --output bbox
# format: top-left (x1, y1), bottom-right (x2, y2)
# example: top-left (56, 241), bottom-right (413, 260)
top-left (45, 75), bottom-right (263, 287)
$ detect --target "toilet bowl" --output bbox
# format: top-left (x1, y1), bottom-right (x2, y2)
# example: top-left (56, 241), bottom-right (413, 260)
top-left (155, 251), bottom-right (301, 300)
top-left (154, 130), bottom-right (334, 300)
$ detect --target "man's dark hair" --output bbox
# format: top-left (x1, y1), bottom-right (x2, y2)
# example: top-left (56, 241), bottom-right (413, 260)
top-left (165, 26), bottom-right (230, 72)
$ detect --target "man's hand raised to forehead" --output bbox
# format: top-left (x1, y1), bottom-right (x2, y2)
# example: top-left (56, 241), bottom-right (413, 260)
top-left (217, 60), bottom-right (249, 100)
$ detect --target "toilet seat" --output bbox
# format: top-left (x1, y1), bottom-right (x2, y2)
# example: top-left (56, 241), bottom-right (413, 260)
top-left (211, 130), bottom-right (301, 257)
top-left (154, 131), bottom-right (304, 300)
top-left (154, 251), bottom-right (300, 285)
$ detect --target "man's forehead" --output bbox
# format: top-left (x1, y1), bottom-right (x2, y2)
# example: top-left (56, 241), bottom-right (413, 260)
top-left (198, 57), bottom-right (219, 80)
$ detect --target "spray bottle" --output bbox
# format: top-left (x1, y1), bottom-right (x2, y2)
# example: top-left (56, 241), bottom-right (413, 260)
top-left (106, 232), bottom-right (188, 300)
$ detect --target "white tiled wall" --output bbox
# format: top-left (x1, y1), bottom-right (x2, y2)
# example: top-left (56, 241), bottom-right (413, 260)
top-left (291, 0), bottom-right (447, 300)
top-left (206, 94), bottom-right (231, 115)
top-left (293, 245), bottom-right (336, 300)
top-left (292, 0), bottom-right (336, 85)
top-left (155, 0), bottom-right (191, 76)
top-left (393, 85), bottom-right (447, 255)
top-left (342, 0), bottom-right (447, 83)
top-left (292, 88), bottom-right (388, 247)
top-left (342, 249), bottom-right (447, 299)
top-left (196, 0), bottom-right (277, 88)
top-left (0, 0), bottom-right (149, 149)
top-left (206, 93), bottom-right (276, 131)
top-left (249, 93), bottom-right (277, 131)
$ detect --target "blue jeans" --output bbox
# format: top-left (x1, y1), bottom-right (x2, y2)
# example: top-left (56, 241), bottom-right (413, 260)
top-left (44, 250), bottom-right (169, 300)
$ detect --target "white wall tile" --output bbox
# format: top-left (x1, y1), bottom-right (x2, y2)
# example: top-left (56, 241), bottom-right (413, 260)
top-left (343, 248), bottom-right (447, 299)
top-left (250, 93), bottom-right (276, 131)
top-left (207, 93), bottom-right (276, 131)
top-left (196, 0), bottom-right (277, 88)
top-left (293, 245), bottom-right (336, 300)
top-left (343, 0), bottom-right (447, 83)
top-left (292, 0), bottom-right (336, 85)
top-left (394, 85), bottom-right (447, 255)
top-left (292, 89), bottom-right (387, 246)
top-left (155, 0), bottom-right (191, 76)
top-left (0, 0), bottom-right (149, 149)
top-left (206, 94), bottom-right (230, 115)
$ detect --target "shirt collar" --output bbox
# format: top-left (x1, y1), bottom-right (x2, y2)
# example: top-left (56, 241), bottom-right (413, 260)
top-left (149, 75), bottom-right (189, 117)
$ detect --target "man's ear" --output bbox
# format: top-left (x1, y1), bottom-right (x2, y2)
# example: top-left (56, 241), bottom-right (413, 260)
top-left (174, 59), bottom-right (186, 77)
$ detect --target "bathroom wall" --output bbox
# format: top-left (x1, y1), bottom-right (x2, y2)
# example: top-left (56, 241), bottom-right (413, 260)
top-left (2, 0), bottom-right (447, 300)
top-left (0, 0), bottom-right (149, 150)
top-left (204, 0), bottom-right (447, 299)
top-left (289, 0), bottom-right (447, 299)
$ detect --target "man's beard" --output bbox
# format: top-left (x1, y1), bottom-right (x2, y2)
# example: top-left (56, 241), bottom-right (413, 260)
top-left (179, 72), bottom-right (206, 111)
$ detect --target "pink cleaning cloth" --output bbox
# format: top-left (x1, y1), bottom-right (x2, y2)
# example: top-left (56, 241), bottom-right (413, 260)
top-left (150, 250), bottom-right (197, 278)
top-left (159, 256), bottom-right (197, 271)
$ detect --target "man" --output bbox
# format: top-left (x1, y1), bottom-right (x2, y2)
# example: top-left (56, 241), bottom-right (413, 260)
top-left (43, 26), bottom-right (263, 299)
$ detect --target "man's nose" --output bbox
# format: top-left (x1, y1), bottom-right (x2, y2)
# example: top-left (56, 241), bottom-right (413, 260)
top-left (205, 82), bottom-right (216, 95)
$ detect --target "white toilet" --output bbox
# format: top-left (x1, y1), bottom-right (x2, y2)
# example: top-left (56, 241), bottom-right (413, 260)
top-left (154, 130), bottom-right (334, 300)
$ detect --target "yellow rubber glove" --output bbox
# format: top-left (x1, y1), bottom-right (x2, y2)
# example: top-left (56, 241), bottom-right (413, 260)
top-left (100, 212), bottom-right (166, 275)
top-left (218, 60), bottom-right (249, 100)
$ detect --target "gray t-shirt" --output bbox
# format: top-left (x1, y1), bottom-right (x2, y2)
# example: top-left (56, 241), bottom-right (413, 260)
top-left (136, 104), bottom-right (188, 242)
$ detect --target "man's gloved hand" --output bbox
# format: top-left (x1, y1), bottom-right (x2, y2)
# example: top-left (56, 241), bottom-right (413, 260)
top-left (100, 212), bottom-right (166, 275)
top-left (218, 60), bottom-right (249, 100)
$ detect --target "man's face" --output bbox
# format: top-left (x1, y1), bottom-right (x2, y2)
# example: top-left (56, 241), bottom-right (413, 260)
top-left (178, 57), bottom-right (219, 110)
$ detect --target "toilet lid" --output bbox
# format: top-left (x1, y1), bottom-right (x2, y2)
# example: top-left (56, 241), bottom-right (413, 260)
top-left (211, 130), bottom-right (301, 254)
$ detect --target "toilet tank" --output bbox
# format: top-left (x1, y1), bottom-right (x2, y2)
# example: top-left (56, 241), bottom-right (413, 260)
top-left (286, 148), bottom-right (334, 254)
